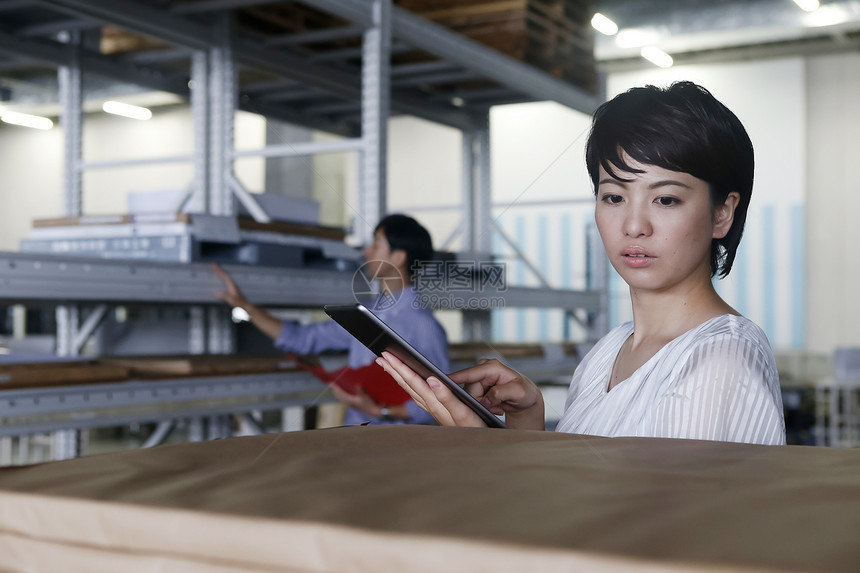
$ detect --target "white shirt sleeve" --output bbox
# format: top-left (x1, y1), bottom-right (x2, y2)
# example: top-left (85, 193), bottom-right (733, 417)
top-left (652, 333), bottom-right (786, 445)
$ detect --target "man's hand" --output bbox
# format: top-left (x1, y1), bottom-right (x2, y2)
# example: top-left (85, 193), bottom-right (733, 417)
top-left (330, 385), bottom-right (381, 417)
top-left (212, 263), bottom-right (283, 341)
top-left (213, 264), bottom-right (250, 309)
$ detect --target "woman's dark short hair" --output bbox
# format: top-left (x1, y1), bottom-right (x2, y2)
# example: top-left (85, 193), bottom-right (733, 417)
top-left (375, 214), bottom-right (434, 279)
top-left (585, 81), bottom-right (754, 278)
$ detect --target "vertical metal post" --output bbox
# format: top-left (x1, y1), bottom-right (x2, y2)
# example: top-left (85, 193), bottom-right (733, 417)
top-left (461, 131), bottom-right (475, 253)
top-left (55, 306), bottom-right (79, 358)
top-left (189, 306), bottom-right (207, 354)
top-left (473, 112), bottom-right (493, 255)
top-left (196, 16), bottom-right (237, 440)
top-left (16, 435), bottom-right (30, 465)
top-left (54, 29), bottom-right (85, 461)
top-left (58, 30), bottom-right (83, 217)
top-left (209, 15), bottom-right (236, 216)
top-left (0, 438), bottom-right (11, 467)
top-left (207, 306), bottom-right (234, 355)
top-left (188, 50), bottom-right (210, 214)
top-left (188, 419), bottom-right (205, 442)
top-left (54, 305), bottom-right (81, 460)
top-left (462, 112), bottom-right (493, 341)
top-left (358, 0), bottom-right (391, 244)
top-left (11, 305), bottom-right (26, 339)
top-left (282, 407), bottom-right (304, 432)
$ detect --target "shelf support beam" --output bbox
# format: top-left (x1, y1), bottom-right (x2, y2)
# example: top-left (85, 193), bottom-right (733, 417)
top-left (357, 0), bottom-right (391, 244)
top-left (58, 30), bottom-right (82, 217)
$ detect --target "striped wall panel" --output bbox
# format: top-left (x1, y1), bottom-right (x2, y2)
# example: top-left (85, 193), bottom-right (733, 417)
top-left (491, 202), bottom-right (805, 350)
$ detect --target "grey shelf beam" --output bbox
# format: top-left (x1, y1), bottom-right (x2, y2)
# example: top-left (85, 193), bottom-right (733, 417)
top-left (0, 252), bottom-right (355, 307)
top-left (0, 31), bottom-right (190, 96)
top-left (42, 0), bottom-right (216, 50)
top-left (0, 251), bottom-right (599, 311)
top-left (266, 25), bottom-right (365, 47)
top-left (0, 372), bottom-right (331, 436)
top-left (311, 0), bottom-right (602, 115)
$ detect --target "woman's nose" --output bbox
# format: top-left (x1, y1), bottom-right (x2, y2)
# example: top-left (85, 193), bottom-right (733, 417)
top-left (623, 205), bottom-right (652, 238)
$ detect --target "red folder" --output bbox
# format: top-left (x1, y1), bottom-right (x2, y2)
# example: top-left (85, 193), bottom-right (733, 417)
top-left (288, 354), bottom-right (410, 405)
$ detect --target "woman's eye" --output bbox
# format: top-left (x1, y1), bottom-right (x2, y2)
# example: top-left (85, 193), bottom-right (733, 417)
top-left (656, 196), bottom-right (679, 206)
top-left (601, 194), bottom-right (623, 204)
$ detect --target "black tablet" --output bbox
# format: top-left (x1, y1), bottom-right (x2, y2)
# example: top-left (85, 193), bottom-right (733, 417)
top-left (324, 303), bottom-right (506, 429)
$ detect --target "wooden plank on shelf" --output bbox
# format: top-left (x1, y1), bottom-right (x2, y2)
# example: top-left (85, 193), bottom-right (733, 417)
top-left (0, 362), bottom-right (130, 390)
top-left (99, 355), bottom-right (298, 378)
top-left (236, 218), bottom-right (346, 241)
top-left (31, 214), bottom-right (346, 242)
top-left (32, 213), bottom-right (191, 228)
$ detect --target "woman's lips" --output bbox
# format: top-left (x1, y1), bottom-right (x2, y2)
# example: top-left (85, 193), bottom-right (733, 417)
top-left (621, 247), bottom-right (655, 268)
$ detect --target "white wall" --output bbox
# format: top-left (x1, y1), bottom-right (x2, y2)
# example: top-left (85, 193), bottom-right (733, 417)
top-left (387, 116), bottom-right (462, 250)
top-left (806, 52), bottom-right (860, 352)
top-left (0, 106), bottom-right (266, 250)
top-left (0, 122), bottom-right (63, 251)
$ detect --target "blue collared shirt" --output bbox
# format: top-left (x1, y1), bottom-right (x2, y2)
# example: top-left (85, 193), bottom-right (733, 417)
top-left (274, 286), bottom-right (448, 425)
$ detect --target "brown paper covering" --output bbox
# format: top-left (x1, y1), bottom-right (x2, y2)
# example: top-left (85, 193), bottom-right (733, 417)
top-left (0, 426), bottom-right (858, 572)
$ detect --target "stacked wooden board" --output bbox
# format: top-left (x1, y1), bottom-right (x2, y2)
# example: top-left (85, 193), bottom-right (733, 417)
top-left (396, 0), bottom-right (597, 92)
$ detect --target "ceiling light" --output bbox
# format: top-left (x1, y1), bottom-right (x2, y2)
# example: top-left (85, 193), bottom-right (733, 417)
top-left (793, 0), bottom-right (820, 12)
top-left (616, 28), bottom-right (660, 49)
top-left (103, 101), bottom-right (152, 120)
top-left (0, 111), bottom-right (53, 130)
top-left (804, 5), bottom-right (848, 26)
top-left (591, 13), bottom-right (618, 36)
top-left (641, 46), bottom-right (674, 68)
top-left (450, 97), bottom-right (465, 107)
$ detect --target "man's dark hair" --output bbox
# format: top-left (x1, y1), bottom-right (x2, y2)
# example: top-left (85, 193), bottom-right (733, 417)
top-left (585, 81), bottom-right (754, 278)
top-left (375, 214), bottom-right (434, 279)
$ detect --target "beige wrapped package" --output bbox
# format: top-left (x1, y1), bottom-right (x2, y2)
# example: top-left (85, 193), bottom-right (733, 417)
top-left (0, 425), bottom-right (858, 572)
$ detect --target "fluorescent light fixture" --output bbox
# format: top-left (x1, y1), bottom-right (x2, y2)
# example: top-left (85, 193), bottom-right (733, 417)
top-left (450, 96), bottom-right (465, 107)
top-left (793, 0), bottom-right (820, 12)
top-left (0, 111), bottom-right (53, 130)
top-left (804, 5), bottom-right (848, 26)
top-left (103, 100), bottom-right (152, 120)
top-left (641, 46), bottom-right (674, 68)
top-left (591, 13), bottom-right (618, 36)
top-left (616, 28), bottom-right (660, 48)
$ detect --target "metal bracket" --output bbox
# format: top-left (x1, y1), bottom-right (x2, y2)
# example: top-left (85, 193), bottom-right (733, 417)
top-left (228, 174), bottom-right (271, 223)
top-left (71, 304), bottom-right (108, 356)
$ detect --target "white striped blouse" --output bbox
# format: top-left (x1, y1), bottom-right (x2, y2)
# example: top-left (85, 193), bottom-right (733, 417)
top-left (555, 315), bottom-right (786, 445)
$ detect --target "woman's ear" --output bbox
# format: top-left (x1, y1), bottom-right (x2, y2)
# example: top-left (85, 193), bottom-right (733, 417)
top-left (713, 192), bottom-right (740, 239)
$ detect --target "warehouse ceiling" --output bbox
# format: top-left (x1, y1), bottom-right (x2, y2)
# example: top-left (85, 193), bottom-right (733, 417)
top-left (595, 0), bottom-right (860, 71)
top-left (0, 0), bottom-right (858, 131)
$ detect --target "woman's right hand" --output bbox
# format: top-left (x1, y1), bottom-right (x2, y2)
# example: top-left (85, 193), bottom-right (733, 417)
top-left (377, 353), bottom-right (545, 430)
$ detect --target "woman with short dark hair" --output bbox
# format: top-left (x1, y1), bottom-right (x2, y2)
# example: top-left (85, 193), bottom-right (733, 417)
top-left (379, 81), bottom-right (786, 446)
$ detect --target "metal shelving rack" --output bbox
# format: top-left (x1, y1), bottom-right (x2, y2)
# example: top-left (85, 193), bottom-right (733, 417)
top-left (0, 0), bottom-right (608, 461)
